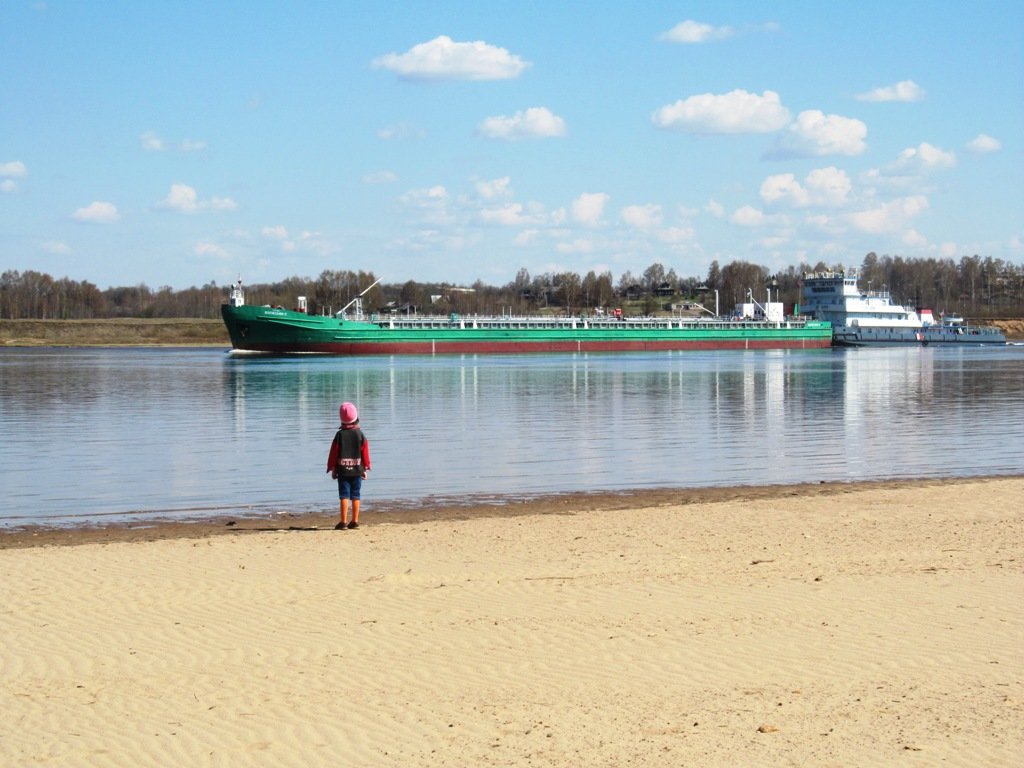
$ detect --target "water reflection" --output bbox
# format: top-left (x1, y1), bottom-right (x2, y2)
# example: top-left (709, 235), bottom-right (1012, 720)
top-left (1, 345), bottom-right (1022, 527)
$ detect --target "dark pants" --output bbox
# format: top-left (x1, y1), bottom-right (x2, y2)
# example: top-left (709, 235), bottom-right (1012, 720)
top-left (337, 475), bottom-right (362, 500)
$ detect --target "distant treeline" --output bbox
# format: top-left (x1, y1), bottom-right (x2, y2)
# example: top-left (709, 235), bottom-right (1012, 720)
top-left (3, 253), bottom-right (1022, 320)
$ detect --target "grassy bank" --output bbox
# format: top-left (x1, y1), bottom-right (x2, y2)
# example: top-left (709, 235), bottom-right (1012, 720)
top-left (0, 318), bottom-right (228, 347)
top-left (2, 317), bottom-right (1022, 347)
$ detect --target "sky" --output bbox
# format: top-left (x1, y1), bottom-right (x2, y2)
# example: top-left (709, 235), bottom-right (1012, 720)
top-left (2, 1), bottom-right (1023, 291)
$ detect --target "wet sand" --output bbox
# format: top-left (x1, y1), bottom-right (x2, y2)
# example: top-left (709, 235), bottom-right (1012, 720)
top-left (0, 477), bottom-right (1008, 550)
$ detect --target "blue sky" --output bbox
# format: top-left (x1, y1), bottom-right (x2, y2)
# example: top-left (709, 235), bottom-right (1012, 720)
top-left (2, 1), bottom-right (1022, 290)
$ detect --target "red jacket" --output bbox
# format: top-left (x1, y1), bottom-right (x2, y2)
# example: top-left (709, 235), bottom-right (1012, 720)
top-left (327, 427), bottom-right (371, 474)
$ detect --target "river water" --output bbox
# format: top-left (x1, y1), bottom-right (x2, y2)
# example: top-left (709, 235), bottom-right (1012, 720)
top-left (1, 345), bottom-right (1021, 528)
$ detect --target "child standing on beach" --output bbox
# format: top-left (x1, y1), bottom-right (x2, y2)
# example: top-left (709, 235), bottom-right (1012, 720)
top-left (326, 401), bottom-right (371, 530)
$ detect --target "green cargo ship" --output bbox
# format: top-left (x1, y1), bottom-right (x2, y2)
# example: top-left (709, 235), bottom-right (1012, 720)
top-left (221, 280), bottom-right (834, 355)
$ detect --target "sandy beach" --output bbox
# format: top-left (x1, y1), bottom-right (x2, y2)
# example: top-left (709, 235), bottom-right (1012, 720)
top-left (1, 477), bottom-right (1022, 766)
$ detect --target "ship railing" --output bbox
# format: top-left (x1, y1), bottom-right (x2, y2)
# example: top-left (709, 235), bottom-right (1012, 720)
top-left (861, 288), bottom-right (893, 300)
top-left (366, 314), bottom-right (806, 331)
top-left (804, 269), bottom-right (855, 280)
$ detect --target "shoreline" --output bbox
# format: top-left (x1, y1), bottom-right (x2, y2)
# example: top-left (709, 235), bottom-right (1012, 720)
top-left (3, 474), bottom-right (1019, 549)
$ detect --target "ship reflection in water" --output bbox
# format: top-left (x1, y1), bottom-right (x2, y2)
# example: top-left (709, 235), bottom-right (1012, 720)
top-left (1, 345), bottom-right (1021, 527)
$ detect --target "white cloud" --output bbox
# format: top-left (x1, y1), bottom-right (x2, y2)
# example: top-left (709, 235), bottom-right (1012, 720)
top-left (363, 170), bottom-right (398, 184)
top-left (475, 176), bottom-right (513, 200)
top-left (855, 80), bottom-right (926, 102)
top-left (1, 160), bottom-right (28, 178)
top-left (556, 238), bottom-right (596, 254)
top-left (72, 201), bottom-right (119, 223)
top-left (377, 123), bottom-right (425, 140)
top-left (1008, 236), bottom-right (1024, 259)
top-left (372, 35), bottom-right (529, 81)
top-left (262, 225), bottom-right (288, 239)
top-left (652, 89), bottom-right (790, 134)
top-left (478, 107), bottom-right (567, 140)
top-left (660, 20), bottom-right (734, 43)
top-left (760, 166), bottom-right (851, 208)
top-left (757, 235), bottom-right (792, 250)
top-left (881, 142), bottom-right (956, 177)
top-left (41, 240), bottom-right (71, 254)
top-left (657, 226), bottom-right (696, 244)
top-left (848, 195), bottom-right (929, 234)
top-left (246, 227), bottom-right (331, 257)
top-left (140, 131), bottom-right (166, 151)
top-left (400, 185), bottom-right (449, 206)
top-left (731, 205), bottom-right (767, 227)
top-left (761, 173), bottom-right (808, 206)
top-left (478, 203), bottom-right (534, 226)
top-left (858, 168), bottom-right (889, 190)
top-left (902, 229), bottom-right (927, 247)
top-left (157, 183), bottom-right (237, 213)
top-left (966, 133), bottom-right (1001, 153)
top-left (572, 193), bottom-right (609, 225)
top-left (904, 142), bottom-right (956, 169)
top-left (769, 110), bottom-right (867, 158)
top-left (621, 204), bottom-right (663, 229)
top-left (162, 184), bottom-right (199, 212)
top-left (706, 199), bottom-right (726, 218)
top-left (195, 242), bottom-right (229, 259)
top-left (1, 161), bottom-right (27, 192)
top-left (480, 200), bottom-right (559, 228)
top-left (806, 211), bottom-right (839, 233)
top-left (209, 196), bottom-right (238, 211)
top-left (805, 166), bottom-right (853, 206)
top-left (399, 185), bottom-right (455, 226)
top-left (390, 228), bottom-right (470, 253)
top-left (141, 132), bottom-right (206, 153)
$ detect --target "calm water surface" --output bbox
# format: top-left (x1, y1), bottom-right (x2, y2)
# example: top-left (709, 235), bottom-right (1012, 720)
top-left (1, 345), bottom-right (1021, 528)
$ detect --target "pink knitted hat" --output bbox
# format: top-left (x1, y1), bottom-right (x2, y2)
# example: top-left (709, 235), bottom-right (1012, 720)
top-left (340, 402), bottom-right (358, 425)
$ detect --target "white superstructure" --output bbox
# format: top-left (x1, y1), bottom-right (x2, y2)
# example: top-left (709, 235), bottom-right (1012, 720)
top-left (228, 279), bottom-right (245, 307)
top-left (801, 269), bottom-right (934, 330)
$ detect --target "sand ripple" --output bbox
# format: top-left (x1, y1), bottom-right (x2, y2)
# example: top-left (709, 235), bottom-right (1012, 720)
top-left (1, 478), bottom-right (1022, 766)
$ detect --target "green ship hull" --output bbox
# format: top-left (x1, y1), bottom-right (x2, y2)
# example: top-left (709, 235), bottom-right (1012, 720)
top-left (221, 303), bottom-right (834, 355)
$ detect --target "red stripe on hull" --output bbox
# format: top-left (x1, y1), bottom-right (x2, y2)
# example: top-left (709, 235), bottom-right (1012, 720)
top-left (239, 338), bottom-right (832, 355)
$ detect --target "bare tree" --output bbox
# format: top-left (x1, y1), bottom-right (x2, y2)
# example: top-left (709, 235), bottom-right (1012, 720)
top-left (642, 262), bottom-right (666, 292)
top-left (720, 261), bottom-right (768, 307)
top-left (4, 255), bottom-right (1023, 320)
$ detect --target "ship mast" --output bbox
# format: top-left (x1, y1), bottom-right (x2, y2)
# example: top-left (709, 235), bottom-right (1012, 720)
top-left (337, 278), bottom-right (383, 320)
